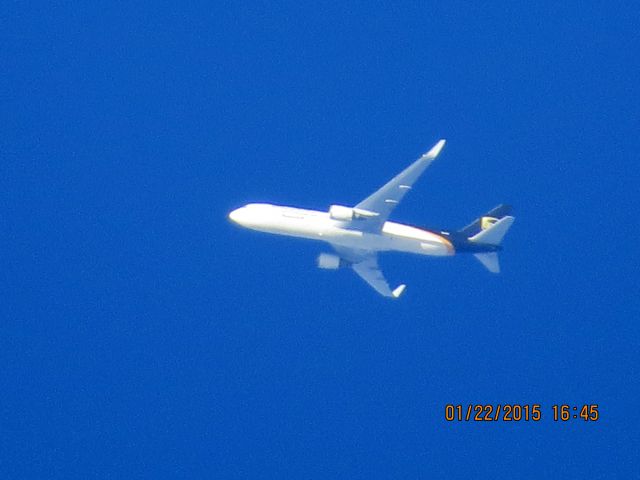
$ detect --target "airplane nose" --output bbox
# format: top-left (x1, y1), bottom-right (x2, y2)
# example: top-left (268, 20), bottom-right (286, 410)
top-left (228, 208), bottom-right (241, 224)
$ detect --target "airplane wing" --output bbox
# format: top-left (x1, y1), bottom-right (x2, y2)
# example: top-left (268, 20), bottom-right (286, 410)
top-left (352, 257), bottom-right (406, 298)
top-left (331, 245), bottom-right (406, 298)
top-left (352, 139), bottom-right (446, 232)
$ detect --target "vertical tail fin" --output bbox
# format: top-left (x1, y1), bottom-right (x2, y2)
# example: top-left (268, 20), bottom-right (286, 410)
top-left (459, 204), bottom-right (512, 237)
top-left (469, 216), bottom-right (515, 245)
top-left (461, 206), bottom-right (515, 273)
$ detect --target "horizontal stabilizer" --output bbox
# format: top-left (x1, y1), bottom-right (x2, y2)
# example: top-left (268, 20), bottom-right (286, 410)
top-left (469, 216), bottom-right (515, 245)
top-left (473, 252), bottom-right (500, 273)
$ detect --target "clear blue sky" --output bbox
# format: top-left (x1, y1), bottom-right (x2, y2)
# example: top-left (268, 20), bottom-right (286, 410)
top-left (3, 2), bottom-right (639, 478)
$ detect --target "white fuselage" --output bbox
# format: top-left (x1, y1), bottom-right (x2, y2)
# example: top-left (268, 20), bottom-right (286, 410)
top-left (228, 203), bottom-right (454, 256)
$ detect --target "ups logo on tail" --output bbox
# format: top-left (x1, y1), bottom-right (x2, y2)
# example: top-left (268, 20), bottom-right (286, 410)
top-left (481, 216), bottom-right (498, 230)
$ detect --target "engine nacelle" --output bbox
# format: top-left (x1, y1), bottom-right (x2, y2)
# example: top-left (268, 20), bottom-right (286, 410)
top-left (317, 253), bottom-right (343, 270)
top-left (329, 204), bottom-right (354, 221)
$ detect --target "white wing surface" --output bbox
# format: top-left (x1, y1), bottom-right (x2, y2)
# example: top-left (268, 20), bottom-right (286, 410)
top-left (352, 257), bottom-right (406, 298)
top-left (331, 244), bottom-right (405, 298)
top-left (353, 139), bottom-right (445, 232)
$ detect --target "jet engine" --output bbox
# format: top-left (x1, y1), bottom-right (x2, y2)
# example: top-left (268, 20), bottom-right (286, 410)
top-left (317, 253), bottom-right (344, 270)
top-left (328, 205), bottom-right (354, 221)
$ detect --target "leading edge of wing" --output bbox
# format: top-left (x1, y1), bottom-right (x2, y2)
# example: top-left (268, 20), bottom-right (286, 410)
top-left (353, 139), bottom-right (446, 231)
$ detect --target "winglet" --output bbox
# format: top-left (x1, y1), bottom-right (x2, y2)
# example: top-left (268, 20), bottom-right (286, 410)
top-left (423, 139), bottom-right (446, 160)
top-left (392, 284), bottom-right (407, 298)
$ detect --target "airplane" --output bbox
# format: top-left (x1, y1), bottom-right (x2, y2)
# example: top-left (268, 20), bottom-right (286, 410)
top-left (228, 140), bottom-right (514, 298)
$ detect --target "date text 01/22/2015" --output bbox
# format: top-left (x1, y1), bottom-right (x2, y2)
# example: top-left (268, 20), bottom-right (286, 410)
top-left (444, 404), bottom-right (599, 422)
